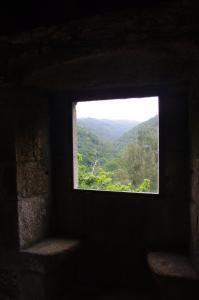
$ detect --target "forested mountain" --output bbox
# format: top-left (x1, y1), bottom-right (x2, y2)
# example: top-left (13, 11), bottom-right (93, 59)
top-left (77, 126), bottom-right (114, 168)
top-left (77, 115), bottom-right (159, 193)
top-left (77, 118), bottom-right (139, 140)
top-left (115, 115), bottom-right (159, 151)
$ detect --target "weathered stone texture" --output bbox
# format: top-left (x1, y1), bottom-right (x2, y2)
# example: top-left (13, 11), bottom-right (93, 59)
top-left (148, 252), bottom-right (199, 300)
top-left (16, 115), bottom-right (49, 163)
top-left (19, 239), bottom-right (80, 300)
top-left (17, 162), bottom-right (48, 198)
top-left (18, 196), bottom-right (50, 248)
top-left (16, 103), bottom-right (50, 249)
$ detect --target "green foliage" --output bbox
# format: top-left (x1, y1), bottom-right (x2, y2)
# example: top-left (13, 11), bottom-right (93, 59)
top-left (116, 115), bottom-right (158, 152)
top-left (77, 126), bottom-right (114, 170)
top-left (77, 115), bottom-right (159, 193)
top-left (133, 179), bottom-right (151, 192)
top-left (120, 126), bottom-right (158, 192)
top-left (78, 153), bottom-right (151, 193)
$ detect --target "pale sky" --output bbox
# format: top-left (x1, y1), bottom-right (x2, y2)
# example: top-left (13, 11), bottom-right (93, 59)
top-left (76, 97), bottom-right (158, 122)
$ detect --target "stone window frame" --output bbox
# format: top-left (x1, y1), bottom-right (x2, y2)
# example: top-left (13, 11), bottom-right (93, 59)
top-left (50, 83), bottom-right (189, 211)
top-left (64, 86), bottom-right (167, 199)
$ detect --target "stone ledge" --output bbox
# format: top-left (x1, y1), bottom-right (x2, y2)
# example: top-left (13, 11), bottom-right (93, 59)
top-left (20, 238), bottom-right (80, 273)
top-left (21, 238), bottom-right (79, 256)
top-left (147, 252), bottom-right (199, 280)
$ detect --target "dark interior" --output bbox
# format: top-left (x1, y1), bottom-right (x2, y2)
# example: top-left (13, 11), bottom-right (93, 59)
top-left (0, 1), bottom-right (198, 299)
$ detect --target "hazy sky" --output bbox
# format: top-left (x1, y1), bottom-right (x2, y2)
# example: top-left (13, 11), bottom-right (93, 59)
top-left (76, 97), bottom-right (158, 122)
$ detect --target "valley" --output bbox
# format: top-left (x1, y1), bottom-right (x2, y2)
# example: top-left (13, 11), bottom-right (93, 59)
top-left (77, 116), bottom-right (159, 193)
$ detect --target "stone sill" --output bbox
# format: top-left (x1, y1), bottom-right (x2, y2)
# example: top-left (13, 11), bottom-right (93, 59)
top-left (21, 238), bottom-right (80, 256)
top-left (20, 238), bottom-right (80, 273)
top-left (147, 252), bottom-right (199, 281)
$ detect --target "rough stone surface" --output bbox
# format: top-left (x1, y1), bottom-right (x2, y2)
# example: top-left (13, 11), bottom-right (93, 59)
top-left (17, 162), bottom-right (48, 198)
top-left (20, 238), bottom-right (80, 272)
top-left (148, 252), bottom-right (199, 280)
top-left (21, 238), bottom-right (80, 256)
top-left (16, 113), bottom-right (49, 163)
top-left (16, 102), bottom-right (50, 249)
top-left (19, 239), bottom-right (80, 300)
top-left (18, 196), bottom-right (50, 248)
top-left (148, 252), bottom-right (199, 300)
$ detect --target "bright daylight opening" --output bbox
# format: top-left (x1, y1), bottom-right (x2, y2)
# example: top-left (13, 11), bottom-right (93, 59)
top-left (73, 97), bottom-right (159, 193)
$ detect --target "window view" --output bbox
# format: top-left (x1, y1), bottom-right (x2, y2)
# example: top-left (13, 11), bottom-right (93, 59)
top-left (73, 97), bottom-right (159, 193)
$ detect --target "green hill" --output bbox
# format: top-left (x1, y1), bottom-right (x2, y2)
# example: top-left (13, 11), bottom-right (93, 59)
top-left (77, 115), bottom-right (159, 166)
top-left (77, 115), bottom-right (159, 192)
top-left (115, 115), bottom-right (159, 152)
top-left (77, 118), bottom-right (139, 141)
top-left (77, 126), bottom-right (114, 169)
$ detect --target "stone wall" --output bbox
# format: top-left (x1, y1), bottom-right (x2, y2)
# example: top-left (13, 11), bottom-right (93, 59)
top-left (0, 2), bottom-right (197, 88)
top-left (15, 97), bottom-right (51, 248)
top-left (0, 0), bottom-right (198, 296)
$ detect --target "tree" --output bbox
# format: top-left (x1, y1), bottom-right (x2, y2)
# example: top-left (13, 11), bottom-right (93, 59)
top-left (78, 153), bottom-right (151, 193)
top-left (120, 127), bottom-right (158, 192)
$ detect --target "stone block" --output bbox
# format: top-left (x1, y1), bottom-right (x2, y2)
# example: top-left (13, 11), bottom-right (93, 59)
top-left (19, 239), bottom-right (80, 300)
top-left (148, 252), bottom-right (199, 300)
top-left (16, 114), bottom-right (49, 163)
top-left (18, 196), bottom-right (50, 248)
top-left (20, 238), bottom-right (80, 272)
top-left (17, 161), bottom-right (48, 198)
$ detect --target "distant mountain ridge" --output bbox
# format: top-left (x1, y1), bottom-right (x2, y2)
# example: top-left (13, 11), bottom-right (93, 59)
top-left (115, 115), bottom-right (159, 151)
top-left (77, 117), bottom-right (139, 141)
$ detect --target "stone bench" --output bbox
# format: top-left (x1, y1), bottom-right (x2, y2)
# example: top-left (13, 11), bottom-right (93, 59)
top-left (147, 252), bottom-right (199, 300)
top-left (19, 238), bottom-right (80, 300)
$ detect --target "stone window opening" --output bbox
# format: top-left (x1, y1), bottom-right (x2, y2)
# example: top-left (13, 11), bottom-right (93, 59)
top-left (72, 97), bottom-right (159, 194)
